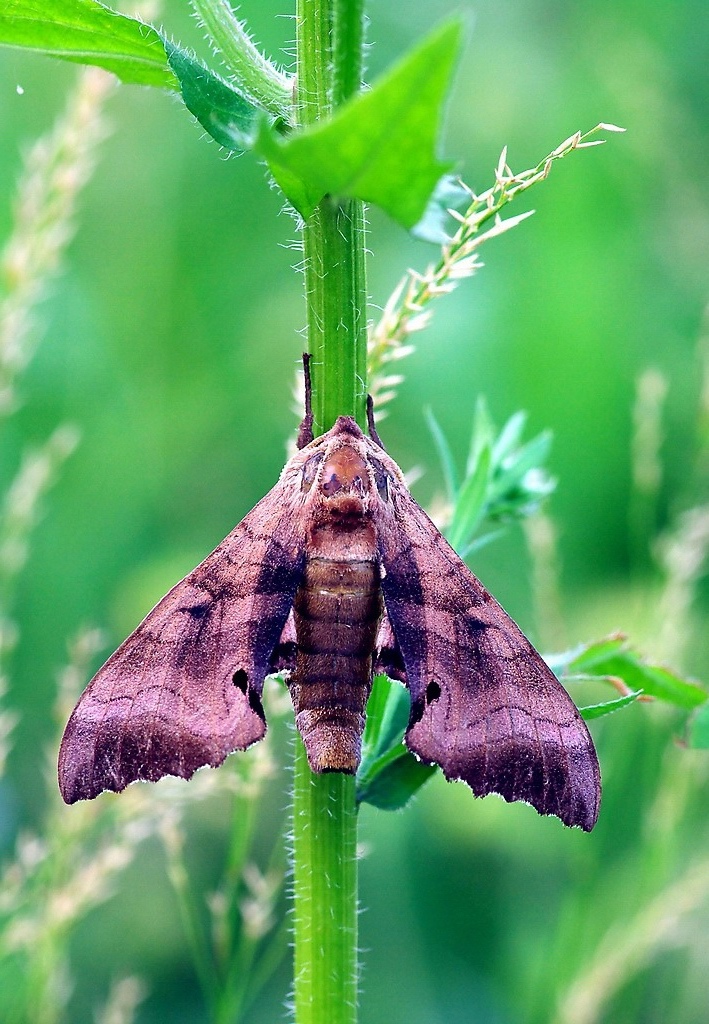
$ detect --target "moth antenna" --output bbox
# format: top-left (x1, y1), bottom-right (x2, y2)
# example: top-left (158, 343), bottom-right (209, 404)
top-left (296, 352), bottom-right (315, 449)
top-left (366, 394), bottom-right (385, 449)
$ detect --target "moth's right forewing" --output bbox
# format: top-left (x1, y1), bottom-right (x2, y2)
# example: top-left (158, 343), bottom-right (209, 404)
top-left (58, 474), bottom-right (307, 803)
top-left (375, 475), bottom-right (600, 831)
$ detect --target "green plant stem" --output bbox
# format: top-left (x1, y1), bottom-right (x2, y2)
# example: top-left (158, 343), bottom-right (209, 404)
top-left (292, 738), bottom-right (359, 1024)
top-left (332, 0), bottom-right (365, 106)
top-left (290, 3), bottom-right (367, 1022)
top-left (295, 0), bottom-right (368, 434)
top-left (301, 197), bottom-right (368, 432)
top-left (190, 0), bottom-right (292, 118)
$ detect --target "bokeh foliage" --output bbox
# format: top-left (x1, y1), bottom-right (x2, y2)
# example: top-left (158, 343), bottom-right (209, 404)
top-left (1, 1), bottom-right (709, 1022)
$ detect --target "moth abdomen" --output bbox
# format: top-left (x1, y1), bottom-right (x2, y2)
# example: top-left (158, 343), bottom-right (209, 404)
top-left (294, 707), bottom-right (367, 774)
top-left (289, 537), bottom-right (382, 773)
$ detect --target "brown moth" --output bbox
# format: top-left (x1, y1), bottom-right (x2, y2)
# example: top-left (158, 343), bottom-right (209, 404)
top-left (58, 370), bottom-right (601, 830)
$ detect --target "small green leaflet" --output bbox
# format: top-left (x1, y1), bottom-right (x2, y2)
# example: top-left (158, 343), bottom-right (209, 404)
top-left (446, 444), bottom-right (491, 553)
top-left (163, 43), bottom-right (264, 153)
top-left (357, 675), bottom-right (436, 811)
top-left (0, 0), bottom-right (177, 88)
top-left (259, 20), bottom-right (464, 229)
top-left (425, 407), bottom-right (460, 502)
top-left (357, 746), bottom-right (436, 811)
top-left (550, 635), bottom-right (707, 711)
top-left (579, 689), bottom-right (643, 720)
top-left (426, 403), bottom-right (555, 561)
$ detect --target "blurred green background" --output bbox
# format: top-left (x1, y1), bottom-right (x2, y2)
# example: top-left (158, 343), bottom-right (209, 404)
top-left (1, 1), bottom-right (708, 1022)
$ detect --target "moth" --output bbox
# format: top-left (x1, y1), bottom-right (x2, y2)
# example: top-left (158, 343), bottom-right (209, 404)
top-left (59, 362), bottom-right (601, 830)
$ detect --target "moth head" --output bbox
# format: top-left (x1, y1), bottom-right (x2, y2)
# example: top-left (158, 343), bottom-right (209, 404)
top-left (319, 445), bottom-right (369, 515)
top-left (296, 416), bottom-right (399, 517)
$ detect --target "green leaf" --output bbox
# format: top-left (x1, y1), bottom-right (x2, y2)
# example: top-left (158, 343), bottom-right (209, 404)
top-left (632, 664), bottom-right (707, 709)
top-left (411, 174), bottom-right (471, 244)
top-left (0, 0), bottom-right (178, 88)
top-left (361, 675), bottom-right (410, 761)
top-left (492, 411), bottom-right (528, 463)
top-left (357, 747), bottom-right (436, 811)
top-left (446, 444), bottom-right (491, 553)
top-left (548, 635), bottom-right (707, 711)
top-left (424, 401), bottom-right (554, 558)
top-left (258, 20), bottom-right (463, 228)
top-left (358, 675), bottom-right (436, 810)
top-left (163, 42), bottom-right (264, 153)
top-left (580, 690), bottom-right (643, 720)
top-left (0, 2), bottom-right (267, 153)
top-left (487, 430), bottom-right (553, 504)
top-left (583, 657), bottom-right (705, 710)
top-left (570, 635), bottom-right (627, 669)
top-left (467, 396), bottom-right (496, 473)
top-left (425, 407), bottom-right (460, 502)
top-left (458, 527), bottom-right (505, 559)
top-left (687, 702), bottom-right (709, 749)
top-left (545, 635), bottom-right (627, 675)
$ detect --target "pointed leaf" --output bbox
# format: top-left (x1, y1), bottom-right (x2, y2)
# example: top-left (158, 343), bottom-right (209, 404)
top-left (411, 174), bottom-right (471, 244)
top-left (488, 430), bottom-right (553, 503)
top-left (546, 635), bottom-right (628, 675)
top-left (580, 690), bottom-right (643, 720)
top-left (634, 663), bottom-right (706, 709)
top-left (359, 675), bottom-right (436, 809)
top-left (446, 444), bottom-right (491, 552)
top-left (0, 0), bottom-right (178, 88)
top-left (467, 396), bottom-right (496, 473)
top-left (357, 747), bottom-right (436, 811)
top-left (164, 42), bottom-right (264, 153)
top-left (547, 635), bottom-right (707, 710)
top-left (425, 407), bottom-right (460, 502)
top-left (587, 655), bottom-right (704, 709)
top-left (492, 410), bottom-right (528, 463)
top-left (362, 674), bottom-right (410, 762)
top-left (360, 675), bottom-right (438, 811)
top-left (258, 20), bottom-right (463, 228)
top-left (458, 527), bottom-right (506, 559)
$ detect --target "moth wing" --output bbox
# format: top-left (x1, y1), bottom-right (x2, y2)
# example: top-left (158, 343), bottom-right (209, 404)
top-left (377, 487), bottom-right (600, 830)
top-left (58, 479), bottom-right (306, 803)
top-left (373, 613), bottom-right (407, 683)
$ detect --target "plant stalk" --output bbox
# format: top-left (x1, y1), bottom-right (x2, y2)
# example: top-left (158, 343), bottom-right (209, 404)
top-left (190, 0), bottom-right (292, 118)
top-left (292, 739), bottom-right (359, 1024)
top-left (295, 0), bottom-right (367, 434)
top-left (291, 1), bottom-right (367, 1022)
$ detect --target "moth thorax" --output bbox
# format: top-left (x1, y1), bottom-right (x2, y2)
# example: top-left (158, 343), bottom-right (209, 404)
top-left (295, 708), bottom-right (365, 773)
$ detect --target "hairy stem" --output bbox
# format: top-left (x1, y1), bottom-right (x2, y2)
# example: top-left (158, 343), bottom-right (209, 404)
top-left (190, 0), bottom-right (292, 118)
top-left (295, 0), bottom-right (368, 434)
top-left (291, 2), bottom-right (367, 1022)
top-left (301, 197), bottom-right (368, 432)
top-left (292, 739), bottom-right (359, 1024)
top-left (332, 0), bottom-right (365, 107)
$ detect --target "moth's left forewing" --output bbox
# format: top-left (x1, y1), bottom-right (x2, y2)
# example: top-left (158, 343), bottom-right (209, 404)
top-left (58, 463), bottom-right (311, 803)
top-left (370, 452), bottom-right (600, 831)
